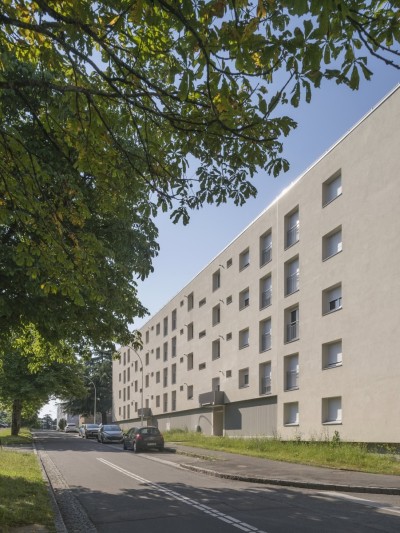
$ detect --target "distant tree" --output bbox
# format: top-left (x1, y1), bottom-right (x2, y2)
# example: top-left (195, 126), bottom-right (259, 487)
top-left (1, 1), bottom-right (399, 348)
top-left (0, 325), bottom-right (86, 435)
top-left (58, 418), bottom-right (67, 431)
top-left (62, 349), bottom-right (113, 425)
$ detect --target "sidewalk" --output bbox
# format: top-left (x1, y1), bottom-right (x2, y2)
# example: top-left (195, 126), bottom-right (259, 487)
top-left (164, 443), bottom-right (400, 495)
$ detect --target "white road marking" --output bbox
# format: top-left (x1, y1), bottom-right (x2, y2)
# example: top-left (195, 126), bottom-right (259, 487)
top-left (97, 457), bottom-right (268, 532)
top-left (321, 491), bottom-right (400, 516)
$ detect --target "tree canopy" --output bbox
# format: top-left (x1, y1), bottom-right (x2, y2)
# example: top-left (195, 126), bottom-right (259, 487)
top-left (0, 324), bottom-right (86, 434)
top-left (1, 1), bottom-right (399, 348)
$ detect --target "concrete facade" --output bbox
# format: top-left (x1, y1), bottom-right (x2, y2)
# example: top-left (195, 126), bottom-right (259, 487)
top-left (113, 86), bottom-right (400, 443)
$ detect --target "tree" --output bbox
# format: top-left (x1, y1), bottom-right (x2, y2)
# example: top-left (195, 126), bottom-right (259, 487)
top-left (1, 1), bottom-right (399, 347)
top-left (0, 324), bottom-right (86, 435)
top-left (61, 349), bottom-right (113, 425)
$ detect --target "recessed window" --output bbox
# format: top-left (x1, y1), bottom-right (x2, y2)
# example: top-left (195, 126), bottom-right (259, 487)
top-left (212, 304), bottom-right (221, 325)
top-left (163, 342), bottom-right (168, 361)
top-left (285, 306), bottom-right (299, 343)
top-left (212, 339), bottom-right (221, 360)
top-left (145, 353), bottom-right (149, 365)
top-left (187, 352), bottom-right (193, 371)
top-left (172, 309), bottom-right (177, 330)
top-left (199, 362), bottom-right (206, 370)
top-left (156, 395), bottom-right (160, 408)
top-left (156, 347), bottom-right (160, 360)
top-left (239, 248), bottom-right (250, 271)
top-left (171, 336), bottom-right (177, 357)
top-left (171, 363), bottom-right (176, 385)
top-left (199, 330), bottom-right (206, 339)
top-left (285, 256), bottom-right (299, 296)
top-left (322, 340), bottom-right (342, 369)
top-left (260, 231), bottom-right (272, 266)
top-left (284, 402), bottom-right (299, 426)
top-left (226, 295), bottom-right (233, 305)
top-left (259, 318), bottom-right (271, 352)
top-left (226, 370), bottom-right (232, 378)
top-left (163, 393), bottom-right (168, 413)
top-left (323, 284), bottom-right (342, 314)
top-left (239, 287), bottom-right (250, 310)
top-left (187, 292), bottom-right (194, 311)
top-left (156, 323), bottom-right (160, 335)
top-left (187, 322), bottom-right (194, 340)
top-left (199, 297), bottom-right (207, 307)
top-left (171, 390), bottom-right (177, 411)
top-left (227, 258), bottom-right (233, 268)
top-left (323, 172), bottom-right (342, 206)
top-left (239, 367), bottom-right (249, 388)
top-left (163, 316), bottom-right (168, 336)
top-left (155, 371), bottom-right (160, 384)
top-left (212, 269), bottom-right (221, 291)
top-left (260, 275), bottom-right (272, 309)
top-left (285, 208), bottom-right (299, 248)
top-left (284, 353), bottom-right (299, 390)
top-left (239, 328), bottom-right (250, 349)
top-left (187, 385), bottom-right (193, 400)
top-left (163, 367), bottom-right (168, 387)
top-left (322, 227), bottom-right (342, 260)
top-left (322, 396), bottom-right (342, 424)
top-left (259, 362), bottom-right (272, 395)
top-left (226, 332), bottom-right (232, 341)
top-left (145, 330), bottom-right (149, 343)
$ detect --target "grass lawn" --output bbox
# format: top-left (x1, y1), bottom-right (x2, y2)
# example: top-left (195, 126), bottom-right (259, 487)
top-left (164, 430), bottom-right (400, 476)
top-left (0, 428), bottom-right (55, 532)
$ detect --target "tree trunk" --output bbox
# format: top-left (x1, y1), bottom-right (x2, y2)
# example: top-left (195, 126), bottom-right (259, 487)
top-left (101, 411), bottom-right (108, 424)
top-left (11, 399), bottom-right (22, 436)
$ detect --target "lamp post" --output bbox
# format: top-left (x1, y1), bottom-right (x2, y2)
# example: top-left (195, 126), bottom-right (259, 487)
top-left (88, 380), bottom-right (97, 425)
top-left (130, 347), bottom-right (144, 427)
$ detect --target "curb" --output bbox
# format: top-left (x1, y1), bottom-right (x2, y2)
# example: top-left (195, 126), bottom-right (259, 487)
top-left (179, 463), bottom-right (400, 495)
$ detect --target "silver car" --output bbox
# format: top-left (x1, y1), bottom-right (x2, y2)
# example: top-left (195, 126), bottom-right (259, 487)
top-left (97, 424), bottom-right (123, 444)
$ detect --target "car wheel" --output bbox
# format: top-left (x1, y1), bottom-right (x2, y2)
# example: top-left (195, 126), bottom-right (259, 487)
top-left (158, 446), bottom-right (164, 452)
top-left (133, 441), bottom-right (139, 453)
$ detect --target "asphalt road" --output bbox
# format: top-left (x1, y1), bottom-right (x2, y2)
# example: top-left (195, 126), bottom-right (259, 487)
top-left (35, 430), bottom-right (400, 532)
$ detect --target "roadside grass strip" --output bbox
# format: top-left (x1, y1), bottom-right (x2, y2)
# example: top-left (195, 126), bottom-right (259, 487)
top-left (164, 431), bottom-right (400, 476)
top-left (0, 449), bottom-right (55, 531)
top-left (98, 457), bottom-right (268, 533)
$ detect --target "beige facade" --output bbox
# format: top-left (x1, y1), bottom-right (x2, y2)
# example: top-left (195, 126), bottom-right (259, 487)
top-left (113, 86), bottom-right (400, 443)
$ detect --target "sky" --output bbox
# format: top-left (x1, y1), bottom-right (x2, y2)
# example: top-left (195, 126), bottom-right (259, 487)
top-left (131, 59), bottom-right (399, 332)
top-left (40, 57), bottom-right (399, 421)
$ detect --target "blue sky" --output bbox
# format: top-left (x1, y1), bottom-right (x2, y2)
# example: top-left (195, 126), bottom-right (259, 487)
top-left (132, 59), bottom-right (399, 331)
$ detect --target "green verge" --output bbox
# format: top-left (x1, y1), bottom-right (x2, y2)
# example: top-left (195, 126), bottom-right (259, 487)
top-left (164, 430), bottom-right (400, 476)
top-left (0, 429), bottom-right (55, 532)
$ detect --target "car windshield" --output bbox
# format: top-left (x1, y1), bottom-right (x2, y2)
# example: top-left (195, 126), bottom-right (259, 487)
top-left (103, 425), bottom-right (121, 431)
top-left (140, 427), bottom-right (161, 435)
top-left (86, 424), bottom-right (99, 429)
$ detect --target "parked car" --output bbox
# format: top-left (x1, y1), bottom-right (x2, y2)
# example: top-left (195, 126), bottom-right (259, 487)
top-left (65, 423), bottom-right (79, 433)
top-left (83, 423), bottom-right (100, 439)
top-left (97, 424), bottom-right (123, 444)
top-left (0, 422), bottom-right (8, 428)
top-left (123, 426), bottom-right (164, 453)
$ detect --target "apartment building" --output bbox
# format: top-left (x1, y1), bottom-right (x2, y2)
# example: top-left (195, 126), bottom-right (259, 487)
top-left (113, 86), bottom-right (400, 443)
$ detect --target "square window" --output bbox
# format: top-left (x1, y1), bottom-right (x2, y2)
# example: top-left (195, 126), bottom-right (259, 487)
top-left (322, 397), bottom-right (342, 424)
top-left (199, 297), bottom-right (207, 307)
top-left (226, 295), bottom-right (233, 305)
top-left (323, 284), bottom-right (342, 314)
top-left (227, 258), bottom-right (233, 268)
top-left (199, 330), bottom-right (206, 339)
top-left (322, 340), bottom-right (342, 369)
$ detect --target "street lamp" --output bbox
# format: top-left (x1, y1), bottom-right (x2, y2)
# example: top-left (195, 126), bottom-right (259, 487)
top-left (130, 346), bottom-right (144, 427)
top-left (88, 380), bottom-right (97, 425)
